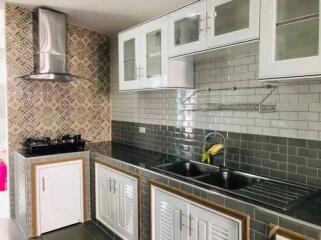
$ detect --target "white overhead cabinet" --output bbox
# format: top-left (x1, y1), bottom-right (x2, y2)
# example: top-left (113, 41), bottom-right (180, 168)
top-left (206, 0), bottom-right (260, 48)
top-left (35, 160), bottom-right (84, 236)
top-left (259, 0), bottom-right (321, 80)
top-left (118, 0), bottom-right (262, 90)
top-left (168, 1), bottom-right (207, 57)
top-left (151, 185), bottom-right (246, 240)
top-left (119, 27), bottom-right (141, 90)
top-left (140, 17), bottom-right (169, 89)
top-left (119, 16), bottom-right (194, 90)
top-left (95, 162), bottom-right (139, 240)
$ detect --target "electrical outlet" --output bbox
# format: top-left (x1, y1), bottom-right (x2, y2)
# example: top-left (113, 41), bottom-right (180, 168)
top-left (139, 127), bottom-right (146, 133)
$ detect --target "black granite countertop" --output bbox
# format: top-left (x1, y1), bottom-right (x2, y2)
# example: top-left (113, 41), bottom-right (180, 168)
top-left (18, 141), bottom-right (321, 227)
top-left (86, 141), bottom-right (321, 227)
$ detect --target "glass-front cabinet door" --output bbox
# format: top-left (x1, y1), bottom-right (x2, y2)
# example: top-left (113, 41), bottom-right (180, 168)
top-left (119, 27), bottom-right (141, 90)
top-left (141, 16), bottom-right (168, 89)
top-left (206, 0), bottom-right (260, 48)
top-left (259, 0), bottom-right (321, 80)
top-left (168, 1), bottom-right (206, 57)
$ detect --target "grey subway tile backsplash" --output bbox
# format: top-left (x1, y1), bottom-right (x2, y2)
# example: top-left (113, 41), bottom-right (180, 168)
top-left (112, 120), bottom-right (321, 188)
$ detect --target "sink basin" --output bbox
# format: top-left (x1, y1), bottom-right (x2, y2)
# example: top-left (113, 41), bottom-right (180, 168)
top-left (196, 170), bottom-right (263, 190)
top-left (155, 161), bottom-right (320, 211)
top-left (156, 161), bottom-right (218, 178)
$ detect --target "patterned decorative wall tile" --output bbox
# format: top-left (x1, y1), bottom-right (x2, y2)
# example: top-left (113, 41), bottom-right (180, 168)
top-left (6, 4), bottom-right (111, 151)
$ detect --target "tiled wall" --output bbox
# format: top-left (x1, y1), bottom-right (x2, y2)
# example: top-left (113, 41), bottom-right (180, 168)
top-left (6, 4), bottom-right (111, 151)
top-left (112, 120), bottom-right (321, 188)
top-left (109, 35), bottom-right (321, 188)
top-left (110, 36), bottom-right (321, 141)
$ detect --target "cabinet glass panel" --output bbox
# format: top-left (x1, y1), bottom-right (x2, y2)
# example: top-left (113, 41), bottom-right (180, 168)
top-left (277, 0), bottom-right (319, 23)
top-left (214, 0), bottom-right (250, 36)
top-left (123, 38), bottom-right (136, 81)
top-left (146, 30), bottom-right (161, 78)
top-left (275, 0), bottom-right (319, 60)
top-left (174, 15), bottom-right (200, 46)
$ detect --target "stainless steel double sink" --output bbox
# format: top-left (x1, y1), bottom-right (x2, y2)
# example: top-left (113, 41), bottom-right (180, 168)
top-left (154, 160), bottom-right (320, 211)
top-left (155, 161), bottom-right (265, 190)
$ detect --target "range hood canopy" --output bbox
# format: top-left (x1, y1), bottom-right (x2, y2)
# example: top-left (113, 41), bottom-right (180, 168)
top-left (19, 8), bottom-right (82, 81)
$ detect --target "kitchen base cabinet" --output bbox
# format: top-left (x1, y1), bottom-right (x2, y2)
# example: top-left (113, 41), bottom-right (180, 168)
top-left (189, 204), bottom-right (240, 240)
top-left (151, 182), bottom-right (249, 240)
top-left (153, 186), bottom-right (189, 240)
top-left (34, 159), bottom-right (84, 236)
top-left (269, 224), bottom-right (314, 240)
top-left (95, 161), bottom-right (139, 240)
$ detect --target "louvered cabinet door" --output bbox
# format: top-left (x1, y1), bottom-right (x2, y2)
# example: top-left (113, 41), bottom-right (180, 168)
top-left (95, 164), bottom-right (116, 229)
top-left (114, 171), bottom-right (138, 240)
top-left (189, 204), bottom-right (241, 240)
top-left (152, 188), bottom-right (189, 240)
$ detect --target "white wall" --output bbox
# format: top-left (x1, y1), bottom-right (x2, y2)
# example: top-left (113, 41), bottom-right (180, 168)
top-left (0, 0), bottom-right (7, 149)
top-left (111, 35), bottom-right (321, 141)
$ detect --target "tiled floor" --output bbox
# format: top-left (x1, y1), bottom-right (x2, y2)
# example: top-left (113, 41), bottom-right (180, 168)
top-left (0, 219), bottom-right (113, 240)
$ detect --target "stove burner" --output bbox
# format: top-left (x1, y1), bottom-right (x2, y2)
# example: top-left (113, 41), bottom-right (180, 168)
top-left (23, 134), bottom-right (86, 155)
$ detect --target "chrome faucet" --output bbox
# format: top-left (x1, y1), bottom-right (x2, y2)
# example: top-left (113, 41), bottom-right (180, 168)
top-left (202, 131), bottom-right (228, 170)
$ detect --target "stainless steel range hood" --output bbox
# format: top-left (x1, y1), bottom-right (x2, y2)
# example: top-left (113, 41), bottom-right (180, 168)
top-left (19, 8), bottom-right (81, 81)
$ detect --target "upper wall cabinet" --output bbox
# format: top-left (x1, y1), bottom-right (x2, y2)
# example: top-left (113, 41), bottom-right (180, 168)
top-left (119, 16), bottom-right (194, 91)
top-left (140, 16), bottom-right (169, 89)
top-left (206, 0), bottom-right (260, 49)
top-left (259, 0), bottom-right (321, 80)
top-left (168, 1), bottom-right (207, 57)
top-left (119, 27), bottom-right (141, 90)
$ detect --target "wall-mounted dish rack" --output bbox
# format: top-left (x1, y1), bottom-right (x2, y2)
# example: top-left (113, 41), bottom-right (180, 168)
top-left (181, 85), bottom-right (277, 113)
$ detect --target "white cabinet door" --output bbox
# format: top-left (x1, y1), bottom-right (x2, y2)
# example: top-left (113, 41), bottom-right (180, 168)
top-left (119, 27), bottom-right (141, 90)
top-left (259, 0), bottom-right (321, 80)
top-left (95, 163), bottom-right (116, 229)
top-left (37, 160), bottom-right (83, 235)
top-left (140, 16), bottom-right (169, 89)
top-left (168, 1), bottom-right (207, 57)
top-left (152, 187), bottom-right (189, 240)
top-left (189, 204), bottom-right (241, 240)
top-left (114, 170), bottom-right (138, 240)
top-left (206, 0), bottom-right (260, 49)
top-left (95, 163), bottom-right (138, 240)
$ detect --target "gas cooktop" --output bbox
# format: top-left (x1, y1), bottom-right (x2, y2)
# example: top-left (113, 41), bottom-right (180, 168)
top-left (23, 134), bottom-right (86, 155)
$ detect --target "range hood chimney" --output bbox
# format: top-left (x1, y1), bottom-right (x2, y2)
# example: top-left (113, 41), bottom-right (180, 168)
top-left (19, 8), bottom-right (80, 81)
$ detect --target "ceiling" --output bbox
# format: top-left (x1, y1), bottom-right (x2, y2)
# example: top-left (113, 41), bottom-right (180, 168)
top-left (5, 0), bottom-right (196, 35)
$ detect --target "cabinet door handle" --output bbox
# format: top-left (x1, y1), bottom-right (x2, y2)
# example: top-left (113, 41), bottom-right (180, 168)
top-left (136, 66), bottom-right (140, 79)
top-left (199, 17), bottom-right (204, 32)
top-left (189, 214), bottom-right (193, 236)
top-left (109, 177), bottom-right (112, 192)
top-left (42, 177), bottom-right (45, 192)
top-left (138, 66), bottom-right (144, 78)
top-left (207, 12), bottom-right (211, 31)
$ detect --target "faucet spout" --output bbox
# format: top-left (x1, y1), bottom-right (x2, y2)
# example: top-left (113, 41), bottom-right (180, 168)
top-left (202, 131), bottom-right (228, 168)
